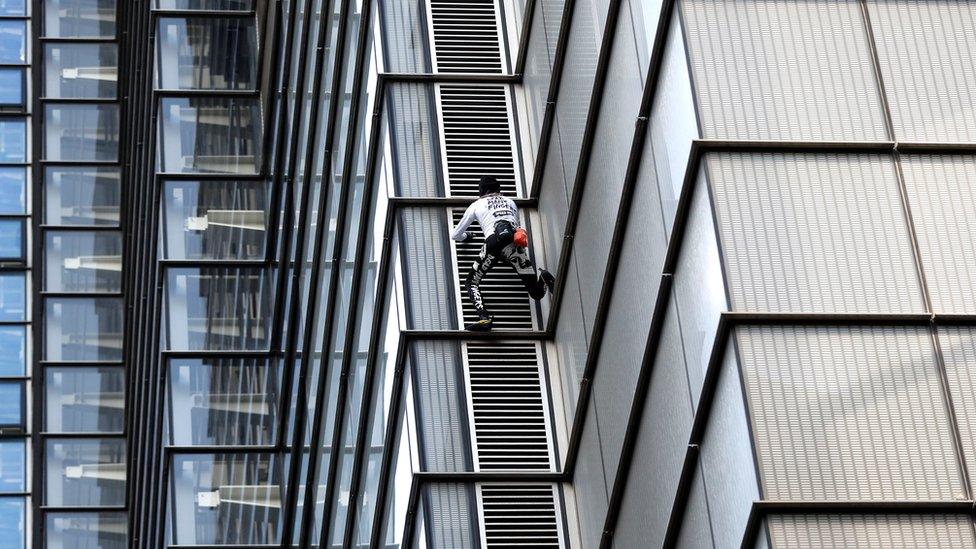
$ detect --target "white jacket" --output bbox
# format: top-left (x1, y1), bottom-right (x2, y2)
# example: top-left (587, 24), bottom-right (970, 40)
top-left (451, 194), bottom-right (518, 241)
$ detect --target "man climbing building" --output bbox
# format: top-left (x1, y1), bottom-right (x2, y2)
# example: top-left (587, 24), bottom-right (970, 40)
top-left (451, 175), bottom-right (556, 331)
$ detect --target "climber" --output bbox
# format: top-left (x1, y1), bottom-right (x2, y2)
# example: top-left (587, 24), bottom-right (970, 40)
top-left (451, 175), bottom-right (556, 331)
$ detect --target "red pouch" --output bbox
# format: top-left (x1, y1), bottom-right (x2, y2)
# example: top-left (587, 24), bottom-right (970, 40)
top-left (514, 227), bottom-right (528, 248)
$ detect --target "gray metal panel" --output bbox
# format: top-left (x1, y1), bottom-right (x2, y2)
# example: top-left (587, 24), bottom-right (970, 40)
top-left (400, 208), bottom-right (456, 330)
top-left (673, 169), bottom-right (725, 408)
top-left (390, 84), bottom-right (441, 198)
top-left (681, 0), bottom-right (888, 141)
top-left (538, 122), bottom-right (570, 271)
top-left (411, 341), bottom-right (470, 472)
top-left (699, 340), bottom-right (760, 546)
top-left (380, 0), bottom-right (431, 73)
top-left (628, 0), bottom-right (664, 79)
top-left (867, 0), bottom-right (976, 142)
top-left (553, 252), bottom-right (588, 418)
top-left (901, 156), bottom-right (976, 314)
top-left (521, 0), bottom-right (556, 147)
top-left (737, 325), bottom-right (967, 501)
top-left (674, 467), bottom-right (715, 549)
top-left (766, 515), bottom-right (976, 549)
top-left (938, 326), bottom-right (976, 496)
top-left (427, 483), bottom-right (477, 548)
top-left (612, 302), bottom-right (694, 549)
top-left (708, 153), bottom-right (926, 314)
top-left (570, 398), bottom-right (609, 549)
top-left (574, 0), bottom-right (644, 333)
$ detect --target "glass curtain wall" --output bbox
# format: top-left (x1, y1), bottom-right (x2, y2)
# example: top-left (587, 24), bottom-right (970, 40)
top-left (0, 0), bottom-right (30, 545)
top-left (38, 0), bottom-right (124, 545)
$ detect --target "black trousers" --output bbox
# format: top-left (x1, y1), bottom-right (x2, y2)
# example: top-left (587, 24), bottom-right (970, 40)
top-left (464, 222), bottom-right (546, 317)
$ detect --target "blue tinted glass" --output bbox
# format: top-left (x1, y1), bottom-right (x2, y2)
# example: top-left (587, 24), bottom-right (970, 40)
top-left (0, 273), bottom-right (24, 321)
top-left (0, 119), bottom-right (25, 163)
top-left (0, 168), bottom-right (25, 214)
top-left (0, 220), bottom-right (22, 260)
top-left (0, 22), bottom-right (25, 64)
top-left (0, 497), bottom-right (24, 549)
top-left (0, 0), bottom-right (25, 15)
top-left (0, 327), bottom-right (25, 376)
top-left (0, 440), bottom-right (24, 492)
top-left (0, 383), bottom-right (22, 427)
top-left (0, 70), bottom-right (21, 106)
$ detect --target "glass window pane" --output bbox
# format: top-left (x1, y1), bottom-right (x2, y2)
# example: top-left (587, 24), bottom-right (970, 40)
top-left (155, 0), bottom-right (251, 10)
top-left (0, 382), bottom-right (23, 428)
top-left (157, 17), bottom-right (257, 90)
top-left (45, 231), bottom-right (122, 292)
top-left (167, 358), bottom-right (279, 445)
top-left (44, 0), bottom-right (116, 38)
top-left (0, 69), bottom-right (23, 106)
top-left (158, 97), bottom-right (261, 174)
top-left (44, 297), bottom-right (123, 361)
top-left (44, 43), bottom-right (118, 99)
top-left (0, 219), bottom-right (22, 261)
top-left (162, 180), bottom-right (268, 260)
top-left (44, 104), bottom-right (119, 161)
top-left (0, 0), bottom-right (26, 16)
top-left (0, 440), bottom-right (24, 492)
top-left (0, 167), bottom-right (26, 214)
top-left (0, 119), bottom-right (26, 163)
top-left (45, 438), bottom-right (126, 506)
top-left (164, 268), bottom-right (273, 351)
top-left (0, 326), bottom-right (26, 376)
top-left (0, 272), bottom-right (25, 321)
top-left (45, 367), bottom-right (124, 433)
top-left (0, 497), bottom-right (25, 549)
top-left (46, 512), bottom-right (127, 549)
top-left (44, 167), bottom-right (120, 226)
top-left (167, 453), bottom-right (281, 545)
top-left (0, 21), bottom-right (26, 64)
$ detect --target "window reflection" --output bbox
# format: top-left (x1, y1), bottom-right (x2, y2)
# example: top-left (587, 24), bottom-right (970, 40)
top-left (0, 272), bottom-right (25, 321)
top-left (157, 17), bottom-right (257, 90)
top-left (0, 382), bottom-right (23, 428)
top-left (0, 69), bottom-right (23, 107)
top-left (0, 440), bottom-right (24, 492)
top-left (0, 167), bottom-right (26, 214)
top-left (0, 119), bottom-right (26, 163)
top-left (167, 453), bottom-right (282, 546)
top-left (44, 297), bottom-right (123, 361)
top-left (167, 358), bottom-right (280, 446)
top-left (155, 0), bottom-right (252, 10)
top-left (45, 367), bottom-right (124, 433)
top-left (0, 218), bottom-right (23, 261)
top-left (0, 21), bottom-right (25, 64)
top-left (44, 0), bottom-right (116, 38)
top-left (0, 0), bottom-right (26, 16)
top-left (45, 231), bottom-right (122, 292)
top-left (44, 104), bottom-right (120, 161)
top-left (162, 179), bottom-right (268, 260)
top-left (0, 497), bottom-right (24, 549)
top-left (0, 326), bottom-right (26, 376)
top-left (44, 43), bottom-right (118, 99)
top-left (164, 268), bottom-right (274, 351)
top-left (44, 167), bottom-right (120, 226)
top-left (158, 97), bottom-right (262, 174)
top-left (46, 512), bottom-right (127, 549)
top-left (45, 438), bottom-right (126, 506)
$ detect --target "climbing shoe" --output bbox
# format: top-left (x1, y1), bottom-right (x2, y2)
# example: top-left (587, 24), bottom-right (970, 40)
top-left (540, 269), bottom-right (556, 296)
top-left (465, 315), bottom-right (494, 332)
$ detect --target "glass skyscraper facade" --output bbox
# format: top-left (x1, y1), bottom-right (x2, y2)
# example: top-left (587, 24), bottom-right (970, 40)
top-left (11, 0), bottom-right (976, 546)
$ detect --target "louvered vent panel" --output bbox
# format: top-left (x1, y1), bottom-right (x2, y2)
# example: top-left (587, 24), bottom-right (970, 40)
top-left (438, 84), bottom-right (518, 197)
top-left (452, 209), bottom-right (533, 330)
top-left (465, 342), bottom-right (552, 470)
top-left (479, 484), bottom-right (562, 548)
top-left (429, 0), bottom-right (503, 73)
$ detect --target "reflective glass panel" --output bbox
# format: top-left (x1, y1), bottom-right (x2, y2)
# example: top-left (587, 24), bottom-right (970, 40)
top-left (44, 104), bottom-right (119, 161)
top-left (0, 219), bottom-right (22, 261)
top-left (44, 167), bottom-right (120, 226)
top-left (44, 0), bottom-right (116, 38)
top-left (157, 17), bottom-right (257, 90)
top-left (158, 97), bottom-right (261, 174)
top-left (44, 297), bottom-right (123, 361)
top-left (0, 497), bottom-right (24, 549)
top-left (167, 358), bottom-right (279, 446)
top-left (45, 438), bottom-right (126, 506)
top-left (167, 453), bottom-right (281, 545)
top-left (0, 440), bottom-right (24, 492)
top-left (0, 272), bottom-right (25, 321)
top-left (45, 367), bottom-right (124, 433)
top-left (0, 326), bottom-right (26, 376)
top-left (0, 119), bottom-right (26, 163)
top-left (46, 512), bottom-right (127, 549)
top-left (0, 69), bottom-right (23, 106)
top-left (0, 382), bottom-right (22, 427)
top-left (155, 0), bottom-right (251, 10)
top-left (161, 180), bottom-right (268, 260)
top-left (0, 21), bottom-right (25, 64)
top-left (0, 0), bottom-right (25, 16)
top-left (44, 43), bottom-right (118, 99)
top-left (0, 167), bottom-right (26, 214)
top-left (45, 231), bottom-right (122, 292)
top-left (164, 268), bottom-right (273, 351)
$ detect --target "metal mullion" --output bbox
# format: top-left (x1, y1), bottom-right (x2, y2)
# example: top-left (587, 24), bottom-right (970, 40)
top-left (149, 9), bottom-right (256, 18)
top-left (397, 476), bottom-right (422, 549)
top-left (38, 37), bottom-right (118, 43)
top-left (38, 224), bottom-right (121, 231)
top-left (29, 0), bottom-right (42, 542)
top-left (39, 360), bottom-right (124, 367)
top-left (512, 0), bottom-right (537, 76)
top-left (163, 444), bottom-right (277, 454)
top-left (37, 97), bottom-right (119, 104)
top-left (38, 432), bottom-right (126, 438)
top-left (40, 291), bottom-right (122, 298)
top-left (156, 172), bottom-right (266, 181)
top-left (0, 320), bottom-right (29, 326)
top-left (154, 89), bottom-right (260, 98)
top-left (161, 350), bottom-right (275, 359)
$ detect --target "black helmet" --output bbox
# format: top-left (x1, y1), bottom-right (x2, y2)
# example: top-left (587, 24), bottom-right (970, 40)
top-left (479, 175), bottom-right (501, 196)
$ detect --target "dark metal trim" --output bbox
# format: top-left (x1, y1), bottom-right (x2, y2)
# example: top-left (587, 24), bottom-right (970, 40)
top-left (512, 0), bottom-right (537, 76)
top-left (379, 72), bottom-right (519, 83)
